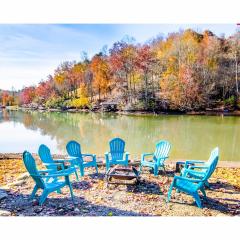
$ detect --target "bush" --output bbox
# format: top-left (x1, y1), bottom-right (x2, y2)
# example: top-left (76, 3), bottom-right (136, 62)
top-left (69, 97), bottom-right (90, 109)
top-left (45, 97), bottom-right (65, 109)
top-left (224, 96), bottom-right (235, 106)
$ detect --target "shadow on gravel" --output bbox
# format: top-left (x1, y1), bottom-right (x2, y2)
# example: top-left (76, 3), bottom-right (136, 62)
top-left (126, 180), bottom-right (163, 195)
top-left (0, 190), bottom-right (149, 216)
top-left (168, 190), bottom-right (240, 215)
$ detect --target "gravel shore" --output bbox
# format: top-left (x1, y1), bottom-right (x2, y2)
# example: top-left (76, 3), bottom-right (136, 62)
top-left (0, 158), bottom-right (239, 216)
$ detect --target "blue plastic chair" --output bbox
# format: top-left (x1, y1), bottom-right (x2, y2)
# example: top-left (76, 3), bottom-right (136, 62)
top-left (181, 147), bottom-right (219, 187)
top-left (105, 138), bottom-right (129, 171)
top-left (22, 151), bottom-right (75, 206)
top-left (38, 144), bottom-right (79, 181)
top-left (140, 140), bottom-right (171, 176)
top-left (66, 140), bottom-right (98, 177)
top-left (167, 147), bottom-right (219, 208)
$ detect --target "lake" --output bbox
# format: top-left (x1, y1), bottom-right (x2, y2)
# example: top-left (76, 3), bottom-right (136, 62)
top-left (0, 110), bottom-right (239, 162)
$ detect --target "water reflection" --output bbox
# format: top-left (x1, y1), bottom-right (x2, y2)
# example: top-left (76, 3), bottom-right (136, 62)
top-left (0, 110), bottom-right (239, 161)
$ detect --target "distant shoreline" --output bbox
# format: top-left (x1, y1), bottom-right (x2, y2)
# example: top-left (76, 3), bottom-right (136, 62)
top-left (2, 105), bottom-right (240, 117)
top-left (1, 153), bottom-right (239, 168)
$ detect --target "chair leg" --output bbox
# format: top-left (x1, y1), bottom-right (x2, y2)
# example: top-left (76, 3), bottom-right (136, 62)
top-left (39, 190), bottom-right (49, 206)
top-left (162, 165), bottom-right (167, 175)
top-left (204, 180), bottom-right (210, 188)
top-left (79, 165), bottom-right (84, 177)
top-left (167, 183), bottom-right (174, 202)
top-left (74, 170), bottom-right (79, 181)
top-left (56, 189), bottom-right (62, 194)
top-left (30, 185), bottom-right (39, 200)
top-left (106, 162), bottom-right (110, 172)
top-left (200, 187), bottom-right (207, 198)
top-left (95, 163), bottom-right (98, 174)
top-left (154, 165), bottom-right (158, 176)
top-left (193, 192), bottom-right (202, 208)
top-left (65, 176), bottom-right (75, 203)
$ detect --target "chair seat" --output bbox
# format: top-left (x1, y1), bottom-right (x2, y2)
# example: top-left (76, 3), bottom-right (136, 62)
top-left (83, 160), bottom-right (97, 167)
top-left (141, 160), bottom-right (156, 167)
top-left (45, 180), bottom-right (66, 190)
top-left (175, 179), bottom-right (199, 193)
top-left (109, 159), bottom-right (128, 164)
top-left (187, 171), bottom-right (206, 179)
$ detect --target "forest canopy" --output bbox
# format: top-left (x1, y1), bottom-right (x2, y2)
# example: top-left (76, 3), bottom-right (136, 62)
top-left (1, 28), bottom-right (240, 112)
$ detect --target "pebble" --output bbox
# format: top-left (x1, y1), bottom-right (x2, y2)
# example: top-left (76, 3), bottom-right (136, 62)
top-left (17, 173), bottom-right (30, 181)
top-left (74, 207), bottom-right (80, 212)
top-left (0, 210), bottom-right (11, 216)
top-left (9, 180), bottom-right (25, 187)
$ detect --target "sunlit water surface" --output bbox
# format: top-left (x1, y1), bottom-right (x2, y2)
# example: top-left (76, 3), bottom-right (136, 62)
top-left (0, 110), bottom-right (239, 162)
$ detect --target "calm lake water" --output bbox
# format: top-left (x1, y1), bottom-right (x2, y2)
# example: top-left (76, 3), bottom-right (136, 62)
top-left (0, 110), bottom-right (239, 162)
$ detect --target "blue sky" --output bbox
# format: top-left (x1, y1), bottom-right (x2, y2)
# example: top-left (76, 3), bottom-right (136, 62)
top-left (0, 24), bottom-right (238, 90)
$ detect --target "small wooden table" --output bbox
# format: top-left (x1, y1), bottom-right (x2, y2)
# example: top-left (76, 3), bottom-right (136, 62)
top-left (106, 165), bottom-right (140, 186)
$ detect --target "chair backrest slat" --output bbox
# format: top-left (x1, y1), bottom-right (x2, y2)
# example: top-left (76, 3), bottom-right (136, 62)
top-left (203, 147), bottom-right (219, 181)
top-left (22, 151), bottom-right (45, 189)
top-left (153, 140), bottom-right (171, 163)
top-left (38, 144), bottom-right (58, 171)
top-left (109, 138), bottom-right (125, 161)
top-left (66, 140), bottom-right (83, 163)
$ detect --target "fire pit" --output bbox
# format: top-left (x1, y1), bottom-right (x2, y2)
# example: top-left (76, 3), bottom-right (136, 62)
top-left (106, 165), bottom-right (140, 186)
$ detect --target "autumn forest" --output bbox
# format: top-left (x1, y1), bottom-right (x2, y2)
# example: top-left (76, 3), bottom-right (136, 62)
top-left (1, 28), bottom-right (240, 112)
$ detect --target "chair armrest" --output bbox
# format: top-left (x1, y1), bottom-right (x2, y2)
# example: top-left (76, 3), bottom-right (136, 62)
top-left (39, 169), bottom-right (55, 173)
top-left (65, 156), bottom-right (78, 160)
top-left (125, 152), bottom-right (130, 157)
top-left (174, 175), bottom-right (202, 183)
top-left (184, 160), bottom-right (205, 168)
top-left (189, 166), bottom-right (209, 170)
top-left (41, 167), bottom-right (76, 178)
top-left (56, 158), bottom-right (77, 163)
top-left (183, 168), bottom-right (206, 175)
top-left (105, 152), bottom-right (110, 161)
top-left (185, 160), bottom-right (205, 165)
top-left (142, 153), bottom-right (154, 157)
top-left (43, 162), bottom-right (64, 169)
top-left (156, 156), bottom-right (168, 164)
top-left (141, 153), bottom-right (154, 162)
top-left (82, 153), bottom-right (96, 158)
top-left (125, 152), bottom-right (130, 161)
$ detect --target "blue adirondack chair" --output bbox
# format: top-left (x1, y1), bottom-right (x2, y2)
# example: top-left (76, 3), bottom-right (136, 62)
top-left (140, 140), bottom-right (171, 176)
top-left (105, 138), bottom-right (129, 171)
top-left (167, 147), bottom-right (219, 208)
top-left (181, 147), bottom-right (219, 187)
top-left (38, 144), bottom-right (79, 181)
top-left (22, 151), bottom-right (75, 206)
top-left (66, 140), bottom-right (98, 177)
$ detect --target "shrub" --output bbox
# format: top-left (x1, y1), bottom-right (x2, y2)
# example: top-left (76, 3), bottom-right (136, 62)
top-left (224, 96), bottom-right (235, 106)
top-left (70, 97), bottom-right (90, 109)
top-left (45, 97), bottom-right (65, 109)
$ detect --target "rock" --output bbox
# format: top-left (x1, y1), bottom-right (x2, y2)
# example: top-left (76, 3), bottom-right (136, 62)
top-left (74, 207), bottom-right (80, 212)
top-left (9, 180), bottom-right (25, 187)
top-left (34, 207), bottom-right (43, 213)
top-left (17, 173), bottom-right (29, 181)
top-left (0, 185), bottom-right (10, 191)
top-left (82, 209), bottom-right (89, 213)
top-left (58, 208), bottom-right (65, 214)
top-left (0, 190), bottom-right (8, 200)
top-left (0, 210), bottom-right (11, 216)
